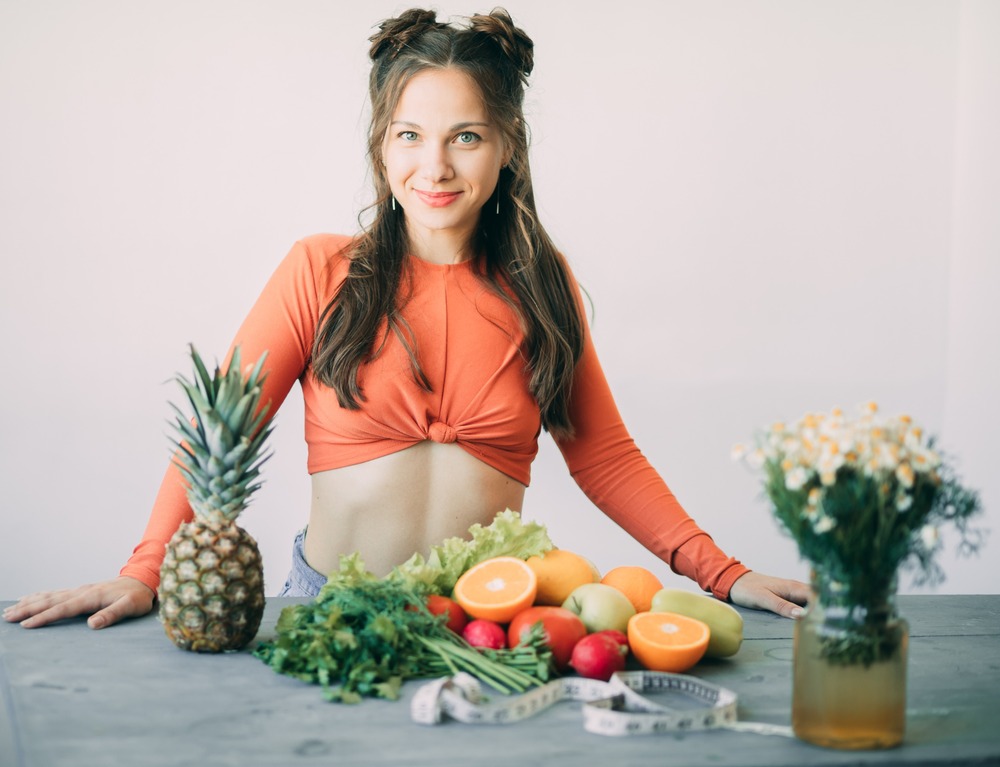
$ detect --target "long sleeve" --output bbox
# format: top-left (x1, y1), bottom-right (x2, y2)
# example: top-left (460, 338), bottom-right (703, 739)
top-left (554, 303), bottom-right (749, 600)
top-left (119, 235), bottom-right (351, 591)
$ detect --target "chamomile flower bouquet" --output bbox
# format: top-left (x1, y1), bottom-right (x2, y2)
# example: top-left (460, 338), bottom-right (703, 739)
top-left (737, 403), bottom-right (983, 749)
top-left (735, 402), bottom-right (982, 609)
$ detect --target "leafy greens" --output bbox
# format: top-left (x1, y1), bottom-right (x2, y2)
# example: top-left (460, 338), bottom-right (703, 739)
top-left (253, 510), bottom-right (555, 703)
top-left (385, 508), bottom-right (553, 595)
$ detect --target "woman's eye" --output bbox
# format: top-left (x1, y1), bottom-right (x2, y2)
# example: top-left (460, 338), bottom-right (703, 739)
top-left (399, 131), bottom-right (418, 141)
top-left (455, 132), bottom-right (481, 145)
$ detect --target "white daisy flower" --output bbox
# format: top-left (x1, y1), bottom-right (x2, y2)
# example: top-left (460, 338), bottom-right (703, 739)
top-left (813, 514), bottom-right (837, 534)
top-left (920, 525), bottom-right (940, 551)
top-left (895, 463), bottom-right (915, 489)
top-left (785, 466), bottom-right (810, 491)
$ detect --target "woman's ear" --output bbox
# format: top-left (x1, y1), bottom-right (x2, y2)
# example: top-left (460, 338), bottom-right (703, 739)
top-left (502, 118), bottom-right (520, 166)
top-left (501, 139), bottom-right (514, 168)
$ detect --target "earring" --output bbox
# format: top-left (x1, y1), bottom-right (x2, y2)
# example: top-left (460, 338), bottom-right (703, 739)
top-left (496, 194), bottom-right (500, 215)
top-left (392, 196), bottom-right (397, 211)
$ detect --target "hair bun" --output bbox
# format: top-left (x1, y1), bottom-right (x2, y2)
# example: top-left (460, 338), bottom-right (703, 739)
top-left (468, 8), bottom-right (534, 79)
top-left (369, 8), bottom-right (444, 61)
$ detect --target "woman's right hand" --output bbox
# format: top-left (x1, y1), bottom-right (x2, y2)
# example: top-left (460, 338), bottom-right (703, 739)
top-left (2, 576), bottom-right (155, 630)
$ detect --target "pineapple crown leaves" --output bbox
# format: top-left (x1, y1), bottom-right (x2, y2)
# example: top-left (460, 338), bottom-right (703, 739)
top-left (168, 344), bottom-right (274, 522)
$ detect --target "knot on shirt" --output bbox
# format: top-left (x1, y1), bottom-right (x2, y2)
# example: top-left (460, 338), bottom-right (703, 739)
top-left (428, 421), bottom-right (458, 444)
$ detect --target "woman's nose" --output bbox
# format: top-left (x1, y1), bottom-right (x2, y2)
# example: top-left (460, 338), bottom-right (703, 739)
top-left (420, 144), bottom-right (453, 182)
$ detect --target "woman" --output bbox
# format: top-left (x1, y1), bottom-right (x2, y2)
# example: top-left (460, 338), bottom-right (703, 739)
top-left (4, 8), bottom-right (808, 630)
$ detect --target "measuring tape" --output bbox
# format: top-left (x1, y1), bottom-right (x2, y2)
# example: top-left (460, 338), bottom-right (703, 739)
top-left (411, 670), bottom-right (792, 737)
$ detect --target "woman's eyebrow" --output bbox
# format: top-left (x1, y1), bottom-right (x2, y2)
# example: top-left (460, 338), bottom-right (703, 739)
top-left (389, 120), bottom-right (492, 130)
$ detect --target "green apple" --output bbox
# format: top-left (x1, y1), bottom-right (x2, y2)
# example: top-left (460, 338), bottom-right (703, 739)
top-left (561, 583), bottom-right (636, 634)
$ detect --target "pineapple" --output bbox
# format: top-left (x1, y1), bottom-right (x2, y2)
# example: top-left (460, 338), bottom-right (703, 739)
top-left (158, 345), bottom-right (273, 652)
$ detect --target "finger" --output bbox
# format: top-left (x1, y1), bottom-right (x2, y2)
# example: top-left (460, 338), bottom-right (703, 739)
top-left (88, 591), bottom-right (154, 630)
top-left (774, 597), bottom-right (806, 620)
top-left (3, 589), bottom-right (76, 621)
top-left (3, 601), bottom-right (26, 622)
top-left (767, 575), bottom-right (810, 605)
top-left (746, 590), bottom-right (803, 620)
top-left (88, 606), bottom-right (122, 630)
top-left (730, 574), bottom-right (810, 619)
top-left (17, 591), bottom-right (104, 629)
top-left (737, 587), bottom-right (797, 619)
top-left (15, 584), bottom-right (119, 629)
top-left (769, 581), bottom-right (810, 609)
top-left (4, 591), bottom-right (74, 624)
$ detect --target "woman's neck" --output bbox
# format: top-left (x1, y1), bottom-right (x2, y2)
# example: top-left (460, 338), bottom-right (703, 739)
top-left (406, 225), bottom-right (477, 265)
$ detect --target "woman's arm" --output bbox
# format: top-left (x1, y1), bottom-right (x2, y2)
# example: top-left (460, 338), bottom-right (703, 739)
top-left (5, 235), bottom-right (351, 629)
top-left (118, 236), bottom-right (341, 593)
top-left (553, 285), bottom-right (807, 614)
top-left (553, 325), bottom-right (748, 597)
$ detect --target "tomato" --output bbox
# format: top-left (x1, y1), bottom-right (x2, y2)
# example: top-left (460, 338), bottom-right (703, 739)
top-left (426, 594), bottom-right (468, 634)
top-left (507, 606), bottom-right (587, 670)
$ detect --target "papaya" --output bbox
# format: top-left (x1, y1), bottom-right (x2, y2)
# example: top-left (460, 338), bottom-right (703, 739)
top-left (649, 588), bottom-right (744, 658)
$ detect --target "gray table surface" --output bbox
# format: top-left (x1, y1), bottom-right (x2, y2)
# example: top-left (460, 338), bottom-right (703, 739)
top-left (2, 595), bottom-right (998, 767)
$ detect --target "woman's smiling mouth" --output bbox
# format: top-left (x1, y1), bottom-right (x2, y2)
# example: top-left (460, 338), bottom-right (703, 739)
top-left (414, 190), bottom-right (463, 207)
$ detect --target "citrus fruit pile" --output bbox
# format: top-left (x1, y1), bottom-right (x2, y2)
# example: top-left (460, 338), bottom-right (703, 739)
top-left (424, 548), bottom-right (744, 683)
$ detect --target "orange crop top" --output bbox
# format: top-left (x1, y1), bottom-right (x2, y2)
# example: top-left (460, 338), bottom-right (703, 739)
top-left (121, 234), bottom-right (749, 598)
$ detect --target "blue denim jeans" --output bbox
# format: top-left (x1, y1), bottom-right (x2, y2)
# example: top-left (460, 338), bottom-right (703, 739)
top-left (277, 528), bottom-right (328, 597)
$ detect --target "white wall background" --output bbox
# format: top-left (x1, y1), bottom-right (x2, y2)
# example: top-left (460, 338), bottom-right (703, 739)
top-left (1, 0), bottom-right (996, 599)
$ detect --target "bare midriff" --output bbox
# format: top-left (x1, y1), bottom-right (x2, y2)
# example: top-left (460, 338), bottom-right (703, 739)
top-left (304, 441), bottom-right (525, 577)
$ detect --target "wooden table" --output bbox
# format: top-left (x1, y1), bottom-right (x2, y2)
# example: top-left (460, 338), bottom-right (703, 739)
top-left (2, 596), bottom-right (998, 767)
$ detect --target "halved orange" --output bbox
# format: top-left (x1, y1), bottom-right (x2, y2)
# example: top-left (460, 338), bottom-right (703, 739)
top-left (600, 566), bottom-right (664, 613)
top-left (627, 611), bottom-right (710, 672)
top-left (452, 556), bottom-right (538, 623)
top-left (526, 549), bottom-right (600, 605)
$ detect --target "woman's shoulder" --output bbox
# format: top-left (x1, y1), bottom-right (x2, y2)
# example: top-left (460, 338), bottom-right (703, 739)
top-left (294, 233), bottom-right (358, 265)
top-left (280, 233), bottom-right (357, 289)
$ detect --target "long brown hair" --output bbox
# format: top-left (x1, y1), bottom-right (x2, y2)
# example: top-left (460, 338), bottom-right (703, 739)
top-left (312, 8), bottom-right (584, 438)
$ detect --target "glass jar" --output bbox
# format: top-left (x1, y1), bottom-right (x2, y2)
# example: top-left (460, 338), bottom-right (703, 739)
top-left (792, 573), bottom-right (909, 749)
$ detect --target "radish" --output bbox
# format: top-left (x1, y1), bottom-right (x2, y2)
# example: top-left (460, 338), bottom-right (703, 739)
top-left (592, 629), bottom-right (628, 647)
top-left (569, 632), bottom-right (628, 681)
top-left (462, 619), bottom-right (507, 649)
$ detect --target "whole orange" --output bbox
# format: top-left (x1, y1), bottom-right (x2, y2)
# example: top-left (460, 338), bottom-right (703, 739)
top-left (525, 549), bottom-right (600, 606)
top-left (600, 566), bottom-right (664, 613)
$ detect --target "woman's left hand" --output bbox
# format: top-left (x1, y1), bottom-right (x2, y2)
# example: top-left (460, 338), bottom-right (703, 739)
top-left (728, 571), bottom-right (810, 619)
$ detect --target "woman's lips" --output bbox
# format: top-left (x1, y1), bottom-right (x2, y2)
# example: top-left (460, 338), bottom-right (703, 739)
top-left (415, 190), bottom-right (462, 208)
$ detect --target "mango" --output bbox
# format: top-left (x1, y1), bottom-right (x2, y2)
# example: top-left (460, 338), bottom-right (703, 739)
top-left (649, 588), bottom-right (744, 658)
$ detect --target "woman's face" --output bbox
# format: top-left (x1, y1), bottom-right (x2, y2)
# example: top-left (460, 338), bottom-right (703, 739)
top-left (383, 67), bottom-right (506, 257)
